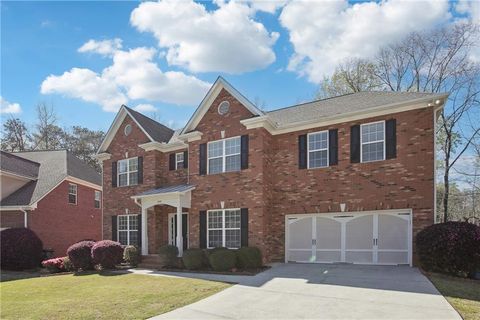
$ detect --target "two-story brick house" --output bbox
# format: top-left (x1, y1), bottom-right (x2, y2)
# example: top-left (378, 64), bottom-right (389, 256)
top-left (96, 77), bottom-right (447, 266)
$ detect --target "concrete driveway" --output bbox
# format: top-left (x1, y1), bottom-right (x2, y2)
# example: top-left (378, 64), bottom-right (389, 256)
top-left (147, 263), bottom-right (460, 320)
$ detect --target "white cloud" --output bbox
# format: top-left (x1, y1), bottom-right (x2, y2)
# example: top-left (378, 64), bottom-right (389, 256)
top-left (455, 0), bottom-right (480, 62)
top-left (0, 97), bottom-right (22, 114)
top-left (279, 0), bottom-right (451, 83)
top-left (41, 45), bottom-right (211, 112)
top-left (41, 68), bottom-right (128, 112)
top-left (133, 103), bottom-right (157, 112)
top-left (78, 38), bottom-right (123, 56)
top-left (244, 0), bottom-right (287, 14)
top-left (130, 0), bottom-right (279, 74)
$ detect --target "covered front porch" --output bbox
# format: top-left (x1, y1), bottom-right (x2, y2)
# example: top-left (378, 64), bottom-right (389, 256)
top-left (131, 184), bottom-right (195, 256)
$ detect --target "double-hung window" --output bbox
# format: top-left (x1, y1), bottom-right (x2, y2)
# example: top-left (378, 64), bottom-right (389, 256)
top-left (118, 157), bottom-right (138, 187)
top-left (308, 131), bottom-right (329, 168)
top-left (94, 190), bottom-right (101, 208)
top-left (176, 152), bottom-right (184, 170)
top-left (207, 209), bottom-right (241, 248)
top-left (118, 215), bottom-right (138, 246)
top-left (68, 183), bottom-right (77, 204)
top-left (207, 137), bottom-right (241, 174)
top-left (361, 121), bottom-right (385, 162)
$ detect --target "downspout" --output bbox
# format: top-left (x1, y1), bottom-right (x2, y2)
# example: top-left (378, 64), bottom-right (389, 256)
top-left (22, 209), bottom-right (28, 228)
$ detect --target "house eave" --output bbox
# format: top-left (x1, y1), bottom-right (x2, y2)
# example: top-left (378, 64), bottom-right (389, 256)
top-left (139, 141), bottom-right (187, 153)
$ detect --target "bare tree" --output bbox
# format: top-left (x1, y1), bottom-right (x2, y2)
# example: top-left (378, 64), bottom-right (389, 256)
top-left (32, 103), bottom-right (65, 150)
top-left (1, 117), bottom-right (31, 151)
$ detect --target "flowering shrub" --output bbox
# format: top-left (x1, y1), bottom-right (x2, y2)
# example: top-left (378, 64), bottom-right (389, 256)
top-left (416, 222), bottom-right (480, 277)
top-left (91, 240), bottom-right (123, 269)
top-left (0, 228), bottom-right (43, 271)
top-left (67, 241), bottom-right (95, 271)
top-left (42, 257), bottom-right (65, 273)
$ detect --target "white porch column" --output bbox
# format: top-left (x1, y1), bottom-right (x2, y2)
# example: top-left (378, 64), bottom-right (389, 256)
top-left (176, 200), bottom-right (183, 256)
top-left (141, 207), bottom-right (149, 255)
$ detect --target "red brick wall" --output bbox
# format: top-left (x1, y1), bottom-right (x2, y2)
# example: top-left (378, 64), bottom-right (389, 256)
top-left (102, 114), bottom-right (187, 252)
top-left (27, 180), bottom-right (102, 257)
top-left (1, 211), bottom-right (25, 228)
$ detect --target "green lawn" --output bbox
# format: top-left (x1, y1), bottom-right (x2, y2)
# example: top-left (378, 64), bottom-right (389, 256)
top-left (0, 272), bottom-right (230, 320)
top-left (428, 273), bottom-right (480, 320)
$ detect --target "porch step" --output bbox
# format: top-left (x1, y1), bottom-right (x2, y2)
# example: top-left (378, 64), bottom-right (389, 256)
top-left (138, 255), bottom-right (163, 269)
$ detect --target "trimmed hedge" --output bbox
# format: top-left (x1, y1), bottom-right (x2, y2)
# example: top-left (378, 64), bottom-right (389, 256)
top-left (67, 241), bottom-right (95, 271)
top-left (236, 247), bottom-right (262, 269)
top-left (182, 249), bottom-right (205, 270)
top-left (91, 240), bottom-right (123, 269)
top-left (0, 228), bottom-right (43, 271)
top-left (416, 221), bottom-right (480, 277)
top-left (158, 245), bottom-right (178, 267)
top-left (209, 249), bottom-right (236, 271)
top-left (123, 245), bottom-right (140, 267)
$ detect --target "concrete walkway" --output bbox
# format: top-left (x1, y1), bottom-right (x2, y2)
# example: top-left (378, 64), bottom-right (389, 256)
top-left (132, 263), bottom-right (460, 320)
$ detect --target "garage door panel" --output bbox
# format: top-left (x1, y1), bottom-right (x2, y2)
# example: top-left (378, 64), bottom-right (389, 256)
top-left (315, 250), bottom-right (341, 262)
top-left (316, 217), bottom-right (341, 249)
top-left (345, 251), bottom-right (373, 264)
top-left (289, 250), bottom-right (315, 262)
top-left (345, 215), bottom-right (373, 250)
top-left (288, 218), bottom-right (313, 249)
top-left (378, 215), bottom-right (408, 250)
top-left (377, 251), bottom-right (408, 264)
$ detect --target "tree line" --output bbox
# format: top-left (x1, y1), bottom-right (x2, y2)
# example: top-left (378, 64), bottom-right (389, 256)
top-left (317, 22), bottom-right (480, 223)
top-left (1, 103), bottom-right (104, 172)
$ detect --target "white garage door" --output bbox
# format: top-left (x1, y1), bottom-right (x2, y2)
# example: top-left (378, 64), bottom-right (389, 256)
top-left (286, 210), bottom-right (412, 265)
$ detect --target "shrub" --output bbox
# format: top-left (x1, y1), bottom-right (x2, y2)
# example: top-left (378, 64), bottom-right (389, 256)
top-left (123, 245), bottom-right (140, 266)
top-left (158, 245), bottom-right (178, 267)
top-left (209, 249), bottom-right (236, 271)
top-left (0, 228), bottom-right (43, 271)
top-left (236, 247), bottom-right (262, 269)
top-left (182, 248), bottom-right (205, 270)
top-left (42, 257), bottom-right (65, 273)
top-left (62, 256), bottom-right (74, 271)
top-left (416, 222), bottom-right (480, 277)
top-left (91, 240), bottom-right (124, 269)
top-left (67, 240), bottom-right (95, 271)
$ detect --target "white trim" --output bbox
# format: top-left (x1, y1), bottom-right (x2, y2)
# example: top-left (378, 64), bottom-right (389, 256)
top-left (94, 190), bottom-right (101, 209)
top-left (433, 105), bottom-right (443, 224)
top-left (117, 214), bottom-right (139, 246)
top-left (68, 183), bottom-right (77, 205)
top-left (66, 176), bottom-right (102, 190)
top-left (130, 187), bottom-right (195, 200)
top-left (177, 131), bottom-right (203, 143)
top-left (175, 152), bottom-right (184, 170)
top-left (97, 106), bottom-right (157, 154)
top-left (307, 130), bottom-right (329, 169)
top-left (207, 136), bottom-right (241, 174)
top-left (0, 170), bottom-right (36, 181)
top-left (117, 157), bottom-right (138, 187)
top-left (206, 208), bottom-right (241, 249)
top-left (181, 77), bottom-right (263, 135)
top-left (138, 141), bottom-right (187, 153)
top-left (0, 204), bottom-right (37, 211)
top-left (168, 212), bottom-right (189, 248)
top-left (360, 120), bottom-right (386, 163)
top-left (94, 153), bottom-right (111, 162)
top-left (241, 94), bottom-right (449, 135)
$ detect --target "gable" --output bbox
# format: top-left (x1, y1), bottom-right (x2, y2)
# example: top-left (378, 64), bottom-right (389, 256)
top-left (180, 77), bottom-right (263, 135)
top-left (106, 113), bottom-right (150, 154)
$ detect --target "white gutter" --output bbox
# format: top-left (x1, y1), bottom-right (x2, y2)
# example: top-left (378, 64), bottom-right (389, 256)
top-left (22, 209), bottom-right (28, 228)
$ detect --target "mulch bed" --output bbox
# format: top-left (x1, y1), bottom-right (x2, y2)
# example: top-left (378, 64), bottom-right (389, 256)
top-left (146, 266), bottom-right (270, 276)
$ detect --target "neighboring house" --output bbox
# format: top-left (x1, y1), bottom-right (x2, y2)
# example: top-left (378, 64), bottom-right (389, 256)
top-left (0, 150), bottom-right (102, 256)
top-left (96, 77), bottom-right (448, 266)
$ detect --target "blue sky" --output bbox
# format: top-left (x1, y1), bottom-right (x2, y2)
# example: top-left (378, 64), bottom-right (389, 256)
top-left (1, 0), bottom-right (477, 132)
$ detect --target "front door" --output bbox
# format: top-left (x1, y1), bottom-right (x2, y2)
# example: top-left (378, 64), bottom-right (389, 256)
top-left (168, 213), bottom-right (188, 250)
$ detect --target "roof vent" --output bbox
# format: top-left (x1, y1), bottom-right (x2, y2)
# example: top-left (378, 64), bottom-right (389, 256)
top-left (218, 101), bottom-right (230, 115)
top-left (124, 124), bottom-right (132, 136)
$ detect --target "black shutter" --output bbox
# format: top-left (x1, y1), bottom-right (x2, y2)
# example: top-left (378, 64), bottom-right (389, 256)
top-left (183, 150), bottom-right (188, 169)
top-left (199, 211), bottom-right (207, 248)
top-left (298, 134), bottom-right (307, 169)
top-left (137, 214), bottom-right (142, 249)
top-left (329, 129), bottom-right (338, 166)
top-left (240, 208), bottom-right (248, 247)
top-left (111, 162), bottom-right (117, 187)
top-left (137, 156), bottom-right (143, 184)
top-left (241, 135), bottom-right (249, 170)
top-left (169, 153), bottom-right (175, 170)
top-left (182, 214), bottom-right (188, 250)
top-left (111, 215), bottom-right (118, 241)
top-left (350, 125), bottom-right (360, 163)
top-left (199, 143), bottom-right (207, 175)
top-left (386, 119), bottom-right (397, 159)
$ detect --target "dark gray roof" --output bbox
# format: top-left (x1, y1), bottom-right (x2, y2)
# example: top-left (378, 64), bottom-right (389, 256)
top-left (1, 150), bottom-right (101, 207)
top-left (124, 106), bottom-right (174, 143)
top-left (0, 151), bottom-right (39, 179)
top-left (135, 184), bottom-right (195, 197)
top-left (267, 91), bottom-right (447, 126)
